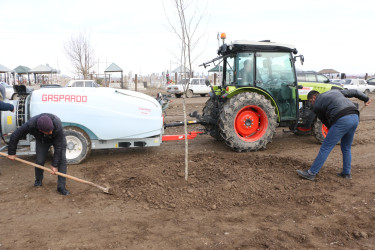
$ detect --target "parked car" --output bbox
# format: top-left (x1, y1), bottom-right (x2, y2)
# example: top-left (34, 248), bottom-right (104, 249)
top-left (297, 71), bottom-right (327, 83)
top-left (366, 77), bottom-right (375, 92)
top-left (167, 78), bottom-right (210, 98)
top-left (330, 79), bottom-right (346, 85)
top-left (66, 80), bottom-right (99, 87)
top-left (0, 82), bottom-right (15, 99)
top-left (341, 79), bottom-right (375, 95)
top-left (40, 84), bottom-right (62, 88)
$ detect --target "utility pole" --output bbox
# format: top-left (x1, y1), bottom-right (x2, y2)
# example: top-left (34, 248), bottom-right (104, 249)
top-left (217, 32), bottom-right (221, 84)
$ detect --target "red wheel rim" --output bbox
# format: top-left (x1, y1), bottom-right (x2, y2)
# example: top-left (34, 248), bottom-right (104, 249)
top-left (322, 124), bottom-right (328, 137)
top-left (234, 105), bottom-right (268, 142)
top-left (297, 127), bottom-right (311, 132)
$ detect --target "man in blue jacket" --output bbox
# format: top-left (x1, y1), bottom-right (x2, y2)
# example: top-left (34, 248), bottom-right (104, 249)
top-left (297, 89), bottom-right (371, 181)
top-left (7, 114), bottom-right (69, 195)
top-left (0, 100), bottom-right (14, 136)
top-left (0, 84), bottom-right (15, 135)
top-left (0, 85), bottom-right (14, 175)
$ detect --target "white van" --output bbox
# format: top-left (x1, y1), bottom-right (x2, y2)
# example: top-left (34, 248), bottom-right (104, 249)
top-left (341, 79), bottom-right (374, 95)
top-left (167, 78), bottom-right (210, 98)
top-left (66, 80), bottom-right (99, 87)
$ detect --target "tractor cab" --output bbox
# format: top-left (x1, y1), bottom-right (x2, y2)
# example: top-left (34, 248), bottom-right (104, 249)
top-left (202, 39), bottom-right (302, 124)
top-left (197, 35), bottom-right (307, 152)
top-left (222, 45), bottom-right (299, 122)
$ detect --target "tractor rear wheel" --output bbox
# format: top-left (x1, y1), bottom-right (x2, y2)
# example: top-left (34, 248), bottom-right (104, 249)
top-left (312, 118), bottom-right (329, 143)
top-left (219, 92), bottom-right (277, 152)
top-left (64, 127), bottom-right (91, 164)
top-left (202, 98), bottom-right (222, 141)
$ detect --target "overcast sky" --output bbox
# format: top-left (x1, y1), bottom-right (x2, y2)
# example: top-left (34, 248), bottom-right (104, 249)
top-left (1, 0), bottom-right (374, 77)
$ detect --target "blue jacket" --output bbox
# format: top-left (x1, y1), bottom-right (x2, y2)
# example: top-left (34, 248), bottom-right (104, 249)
top-left (313, 89), bottom-right (369, 128)
top-left (0, 101), bottom-right (14, 112)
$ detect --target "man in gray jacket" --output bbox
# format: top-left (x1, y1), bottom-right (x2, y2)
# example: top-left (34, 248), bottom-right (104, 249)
top-left (297, 89), bottom-right (371, 181)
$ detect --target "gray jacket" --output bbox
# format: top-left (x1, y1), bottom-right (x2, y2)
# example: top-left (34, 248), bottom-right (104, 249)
top-left (313, 89), bottom-right (369, 128)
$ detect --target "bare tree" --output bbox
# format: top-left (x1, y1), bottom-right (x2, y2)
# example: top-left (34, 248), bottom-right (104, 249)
top-left (64, 32), bottom-right (95, 79)
top-left (164, 0), bottom-right (208, 180)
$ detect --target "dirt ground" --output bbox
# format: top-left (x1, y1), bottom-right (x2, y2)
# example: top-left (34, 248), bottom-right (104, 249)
top-left (1, 89), bottom-right (374, 249)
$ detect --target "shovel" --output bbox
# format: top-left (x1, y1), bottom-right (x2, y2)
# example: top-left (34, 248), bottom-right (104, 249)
top-left (0, 152), bottom-right (111, 194)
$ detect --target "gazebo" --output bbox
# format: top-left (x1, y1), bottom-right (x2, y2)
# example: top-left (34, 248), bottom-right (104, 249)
top-left (29, 64), bottom-right (59, 84)
top-left (0, 64), bottom-right (12, 83)
top-left (318, 69), bottom-right (340, 79)
top-left (171, 65), bottom-right (191, 75)
top-left (208, 65), bottom-right (223, 73)
top-left (208, 65), bottom-right (223, 85)
top-left (104, 63), bottom-right (123, 88)
top-left (13, 65), bottom-right (31, 85)
top-left (171, 65), bottom-right (191, 82)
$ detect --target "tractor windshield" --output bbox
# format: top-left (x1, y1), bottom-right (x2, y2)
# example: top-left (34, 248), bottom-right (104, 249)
top-left (255, 52), bottom-right (296, 86)
top-left (222, 52), bottom-right (298, 121)
top-left (255, 52), bottom-right (297, 120)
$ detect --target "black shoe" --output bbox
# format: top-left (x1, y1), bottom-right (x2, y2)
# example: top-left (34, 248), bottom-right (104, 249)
top-left (337, 172), bottom-right (352, 179)
top-left (57, 187), bottom-right (70, 195)
top-left (296, 169), bottom-right (316, 181)
top-left (34, 179), bottom-right (43, 187)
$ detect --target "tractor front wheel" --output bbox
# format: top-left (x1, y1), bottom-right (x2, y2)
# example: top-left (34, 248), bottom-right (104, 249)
top-left (293, 126), bottom-right (312, 136)
top-left (312, 118), bottom-right (329, 143)
top-left (219, 92), bottom-right (277, 152)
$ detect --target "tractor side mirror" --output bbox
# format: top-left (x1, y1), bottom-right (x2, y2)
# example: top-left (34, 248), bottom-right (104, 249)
top-left (205, 80), bottom-right (211, 87)
top-left (294, 55), bottom-right (304, 65)
top-left (299, 55), bottom-right (304, 65)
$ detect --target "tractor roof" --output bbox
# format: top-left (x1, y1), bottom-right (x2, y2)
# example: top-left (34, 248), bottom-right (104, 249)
top-left (218, 40), bottom-right (298, 55)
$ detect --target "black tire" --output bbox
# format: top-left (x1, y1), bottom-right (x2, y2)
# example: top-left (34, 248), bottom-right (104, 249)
top-left (202, 98), bottom-right (223, 141)
top-left (64, 126), bottom-right (91, 164)
top-left (219, 92), bottom-right (278, 152)
top-left (175, 94), bottom-right (182, 98)
top-left (292, 126), bottom-right (313, 136)
top-left (185, 89), bottom-right (193, 98)
top-left (312, 118), bottom-right (328, 144)
top-left (11, 93), bottom-right (19, 100)
top-left (200, 94), bottom-right (206, 97)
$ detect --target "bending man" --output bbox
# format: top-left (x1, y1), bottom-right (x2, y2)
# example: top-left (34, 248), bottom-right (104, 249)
top-left (297, 89), bottom-right (371, 181)
top-left (7, 114), bottom-right (69, 195)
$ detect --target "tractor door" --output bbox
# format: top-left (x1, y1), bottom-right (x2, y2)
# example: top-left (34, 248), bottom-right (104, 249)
top-left (255, 52), bottom-right (298, 121)
top-left (236, 53), bottom-right (255, 87)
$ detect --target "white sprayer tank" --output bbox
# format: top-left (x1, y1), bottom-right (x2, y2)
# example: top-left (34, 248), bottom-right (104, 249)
top-left (29, 87), bottom-right (163, 140)
top-left (1, 87), bottom-right (164, 164)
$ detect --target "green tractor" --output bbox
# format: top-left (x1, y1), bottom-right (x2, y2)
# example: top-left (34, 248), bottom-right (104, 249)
top-left (192, 36), bottom-right (342, 152)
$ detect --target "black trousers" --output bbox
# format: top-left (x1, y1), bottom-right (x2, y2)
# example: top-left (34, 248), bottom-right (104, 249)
top-left (35, 140), bottom-right (67, 189)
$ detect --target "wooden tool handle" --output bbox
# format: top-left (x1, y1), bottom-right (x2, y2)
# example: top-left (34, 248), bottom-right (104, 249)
top-left (0, 152), bottom-right (109, 192)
